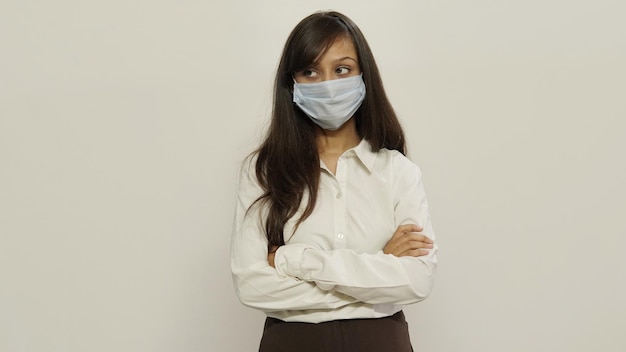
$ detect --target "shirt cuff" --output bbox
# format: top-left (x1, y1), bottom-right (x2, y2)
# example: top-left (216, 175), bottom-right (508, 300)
top-left (274, 243), bottom-right (313, 279)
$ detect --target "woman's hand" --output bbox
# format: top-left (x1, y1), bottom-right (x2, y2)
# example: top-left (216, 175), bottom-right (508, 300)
top-left (268, 245), bottom-right (280, 268)
top-left (383, 224), bottom-right (434, 257)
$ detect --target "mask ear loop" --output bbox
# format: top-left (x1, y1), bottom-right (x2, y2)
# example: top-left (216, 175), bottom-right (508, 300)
top-left (290, 73), bottom-right (297, 93)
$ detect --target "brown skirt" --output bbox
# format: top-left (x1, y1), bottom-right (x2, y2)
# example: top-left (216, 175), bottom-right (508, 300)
top-left (259, 311), bottom-right (413, 352)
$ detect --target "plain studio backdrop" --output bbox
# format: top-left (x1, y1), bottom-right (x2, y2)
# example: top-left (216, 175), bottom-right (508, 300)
top-left (1, 1), bottom-right (624, 351)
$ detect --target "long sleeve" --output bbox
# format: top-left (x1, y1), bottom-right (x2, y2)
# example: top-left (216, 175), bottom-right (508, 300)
top-left (230, 158), bottom-right (358, 313)
top-left (273, 152), bottom-right (438, 305)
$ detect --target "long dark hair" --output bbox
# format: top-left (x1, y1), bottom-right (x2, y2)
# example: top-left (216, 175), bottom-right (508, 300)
top-left (252, 11), bottom-right (407, 249)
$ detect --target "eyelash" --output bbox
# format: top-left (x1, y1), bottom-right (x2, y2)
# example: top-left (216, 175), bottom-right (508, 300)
top-left (301, 66), bottom-right (351, 77)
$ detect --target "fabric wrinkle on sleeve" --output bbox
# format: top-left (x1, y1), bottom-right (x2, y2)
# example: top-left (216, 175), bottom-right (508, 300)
top-left (275, 246), bottom-right (435, 305)
top-left (230, 157), bottom-right (359, 312)
top-left (268, 152), bottom-right (438, 306)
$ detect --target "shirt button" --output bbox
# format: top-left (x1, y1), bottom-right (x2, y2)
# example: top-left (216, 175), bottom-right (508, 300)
top-left (337, 233), bottom-right (344, 240)
top-left (336, 192), bottom-right (342, 199)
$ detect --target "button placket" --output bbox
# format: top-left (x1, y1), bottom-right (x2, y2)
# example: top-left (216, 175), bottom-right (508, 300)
top-left (333, 156), bottom-right (347, 247)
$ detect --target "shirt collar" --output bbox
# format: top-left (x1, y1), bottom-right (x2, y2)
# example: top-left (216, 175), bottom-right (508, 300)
top-left (349, 139), bottom-right (377, 173)
top-left (319, 139), bottom-right (378, 173)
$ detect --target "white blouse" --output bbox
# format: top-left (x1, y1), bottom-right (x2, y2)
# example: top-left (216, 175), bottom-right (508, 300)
top-left (231, 139), bottom-right (438, 323)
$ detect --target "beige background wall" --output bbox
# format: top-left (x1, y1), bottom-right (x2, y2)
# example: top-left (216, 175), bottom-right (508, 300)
top-left (1, 1), bottom-right (624, 351)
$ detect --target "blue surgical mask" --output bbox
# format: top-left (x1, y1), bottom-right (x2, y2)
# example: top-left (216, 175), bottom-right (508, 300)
top-left (292, 74), bottom-right (366, 130)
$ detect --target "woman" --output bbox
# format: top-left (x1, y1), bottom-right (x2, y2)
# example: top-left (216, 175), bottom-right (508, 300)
top-left (231, 11), bottom-right (437, 352)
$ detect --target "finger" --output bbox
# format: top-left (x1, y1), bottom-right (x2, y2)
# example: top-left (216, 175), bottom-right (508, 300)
top-left (403, 233), bottom-right (433, 244)
top-left (391, 242), bottom-right (420, 256)
top-left (397, 224), bottom-right (423, 234)
top-left (392, 234), bottom-right (430, 247)
top-left (398, 248), bottom-right (430, 257)
top-left (392, 225), bottom-right (423, 240)
top-left (397, 239), bottom-right (434, 254)
top-left (391, 228), bottom-right (407, 240)
top-left (413, 249), bottom-right (430, 257)
top-left (414, 240), bottom-right (434, 249)
top-left (405, 239), bottom-right (434, 249)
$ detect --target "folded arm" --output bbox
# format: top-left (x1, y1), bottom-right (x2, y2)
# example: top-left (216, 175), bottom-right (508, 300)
top-left (231, 160), bottom-right (358, 312)
top-left (273, 156), bottom-right (438, 305)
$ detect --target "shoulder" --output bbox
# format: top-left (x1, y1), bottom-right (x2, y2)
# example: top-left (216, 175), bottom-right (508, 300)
top-left (374, 146), bottom-right (422, 176)
top-left (240, 152), bottom-right (258, 173)
top-left (237, 152), bottom-right (262, 190)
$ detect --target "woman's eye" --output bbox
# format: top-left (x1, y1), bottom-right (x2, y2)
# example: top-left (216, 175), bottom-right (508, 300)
top-left (303, 70), bottom-right (318, 77)
top-left (336, 67), bottom-right (350, 75)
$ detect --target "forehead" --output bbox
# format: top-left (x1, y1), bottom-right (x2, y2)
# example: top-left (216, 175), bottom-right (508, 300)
top-left (314, 36), bottom-right (358, 64)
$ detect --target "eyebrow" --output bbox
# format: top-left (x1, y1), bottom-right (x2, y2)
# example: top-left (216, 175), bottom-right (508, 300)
top-left (302, 56), bottom-right (358, 71)
top-left (333, 56), bottom-right (358, 64)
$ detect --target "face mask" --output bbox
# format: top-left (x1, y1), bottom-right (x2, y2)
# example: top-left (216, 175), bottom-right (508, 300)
top-left (292, 74), bottom-right (366, 130)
